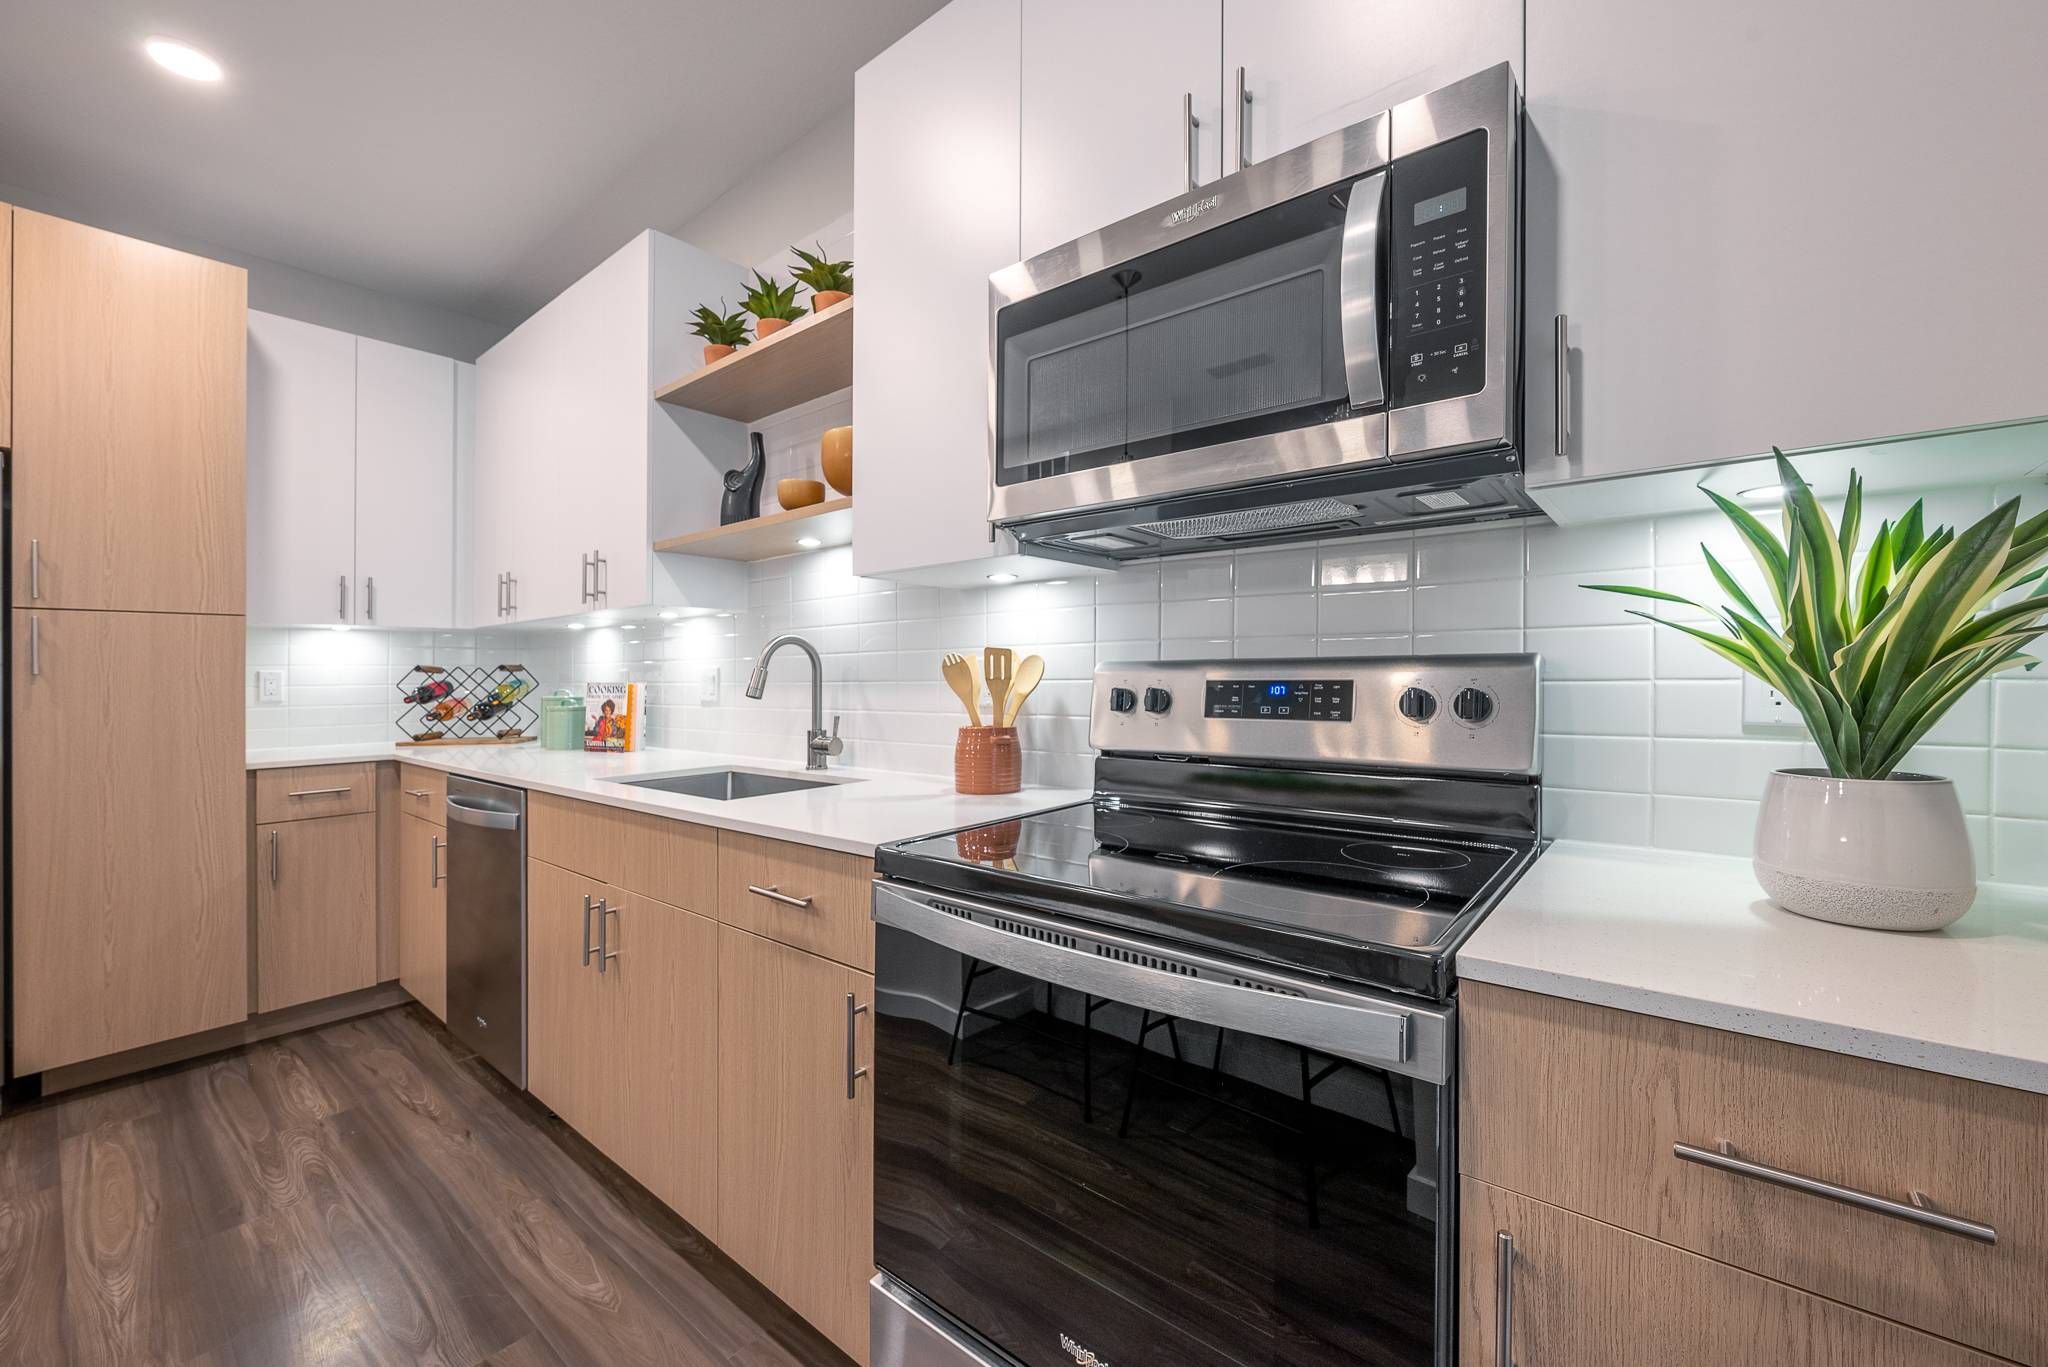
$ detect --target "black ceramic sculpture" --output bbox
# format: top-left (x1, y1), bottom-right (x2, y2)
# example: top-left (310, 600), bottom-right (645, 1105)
top-left (721, 431), bottom-right (766, 525)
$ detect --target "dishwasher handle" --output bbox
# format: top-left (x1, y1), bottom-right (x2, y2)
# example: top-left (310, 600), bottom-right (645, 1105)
top-left (446, 796), bottom-right (522, 831)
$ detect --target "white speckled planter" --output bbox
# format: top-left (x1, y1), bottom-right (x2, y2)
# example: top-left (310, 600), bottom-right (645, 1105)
top-left (1753, 768), bottom-right (1977, 932)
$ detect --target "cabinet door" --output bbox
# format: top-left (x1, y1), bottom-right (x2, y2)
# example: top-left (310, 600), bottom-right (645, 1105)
top-left (1461, 1178), bottom-right (2008, 1367)
top-left (851, 0), bottom-right (1021, 581)
top-left (718, 927), bottom-right (872, 1362)
top-left (254, 813), bottom-right (378, 1014)
top-left (13, 611), bottom-right (247, 1072)
top-left (12, 211), bottom-right (246, 614)
top-left (1524, 0), bottom-right (2048, 489)
top-left (1020, 0), bottom-right (1223, 261)
top-left (355, 337), bottom-right (456, 629)
top-left (526, 857), bottom-right (606, 1135)
top-left (590, 892), bottom-right (719, 1238)
top-left (452, 361), bottom-right (478, 626)
top-left (247, 311), bottom-right (357, 626)
top-left (1222, 0), bottom-right (1520, 169)
top-left (398, 812), bottom-right (448, 1021)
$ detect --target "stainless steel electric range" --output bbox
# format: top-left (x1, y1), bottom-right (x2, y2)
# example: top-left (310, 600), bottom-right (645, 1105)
top-left (868, 655), bottom-right (1542, 1367)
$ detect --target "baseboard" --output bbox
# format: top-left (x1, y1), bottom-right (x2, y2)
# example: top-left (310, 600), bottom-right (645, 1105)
top-left (37, 980), bottom-right (412, 1095)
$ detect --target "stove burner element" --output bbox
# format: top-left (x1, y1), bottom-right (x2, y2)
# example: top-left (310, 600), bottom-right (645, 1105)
top-left (1216, 860), bottom-right (1433, 913)
top-left (1339, 841), bottom-right (1474, 873)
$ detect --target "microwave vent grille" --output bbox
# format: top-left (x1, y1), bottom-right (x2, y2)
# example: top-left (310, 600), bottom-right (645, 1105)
top-left (1134, 497), bottom-right (1360, 542)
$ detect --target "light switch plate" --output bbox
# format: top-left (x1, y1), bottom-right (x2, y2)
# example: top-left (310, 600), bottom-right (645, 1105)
top-left (257, 668), bottom-right (286, 704)
top-left (699, 667), bottom-right (721, 705)
top-left (1742, 673), bottom-right (1803, 729)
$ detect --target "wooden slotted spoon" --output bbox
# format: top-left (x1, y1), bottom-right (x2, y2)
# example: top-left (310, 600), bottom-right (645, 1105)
top-left (1002, 654), bottom-right (1045, 726)
top-left (941, 652), bottom-right (982, 725)
top-left (983, 647), bottom-right (1014, 730)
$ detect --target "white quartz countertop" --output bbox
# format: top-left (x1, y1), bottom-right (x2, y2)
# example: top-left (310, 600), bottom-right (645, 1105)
top-left (245, 742), bottom-right (1090, 858)
top-left (1457, 840), bottom-right (2048, 1095)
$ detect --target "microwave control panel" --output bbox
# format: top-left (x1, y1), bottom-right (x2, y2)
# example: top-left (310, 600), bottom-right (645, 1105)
top-left (1388, 129), bottom-right (1488, 410)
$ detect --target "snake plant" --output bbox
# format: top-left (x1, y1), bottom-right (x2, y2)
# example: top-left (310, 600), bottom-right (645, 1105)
top-left (739, 270), bottom-right (807, 323)
top-left (687, 300), bottom-right (750, 348)
top-left (1585, 451), bottom-right (2048, 780)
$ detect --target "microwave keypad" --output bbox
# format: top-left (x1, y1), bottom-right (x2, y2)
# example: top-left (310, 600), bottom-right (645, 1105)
top-left (1389, 130), bottom-right (1487, 409)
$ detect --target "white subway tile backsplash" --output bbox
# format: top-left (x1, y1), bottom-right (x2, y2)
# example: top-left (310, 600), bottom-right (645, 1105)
top-left (1544, 681), bottom-right (1653, 737)
top-left (1413, 525), bottom-right (1522, 584)
top-left (1414, 580), bottom-right (1519, 631)
top-left (1994, 677), bottom-right (2048, 749)
top-left (1235, 591), bottom-right (1318, 637)
top-left (1652, 794), bottom-right (1759, 856)
top-left (1414, 628), bottom-right (1522, 655)
top-left (1993, 749), bottom-right (2048, 819)
top-left (1319, 587), bottom-right (1412, 635)
top-left (1524, 625), bottom-right (1652, 680)
top-left (1993, 818), bottom-right (2048, 883)
top-left (1654, 738), bottom-right (1807, 801)
top-left (1546, 737), bottom-right (1652, 793)
top-left (1542, 787), bottom-right (1654, 846)
top-left (1161, 597), bottom-right (1234, 639)
top-left (1653, 680), bottom-right (1746, 738)
top-left (1233, 546), bottom-right (1318, 595)
top-left (1161, 555), bottom-right (1234, 599)
top-left (1319, 538), bottom-right (1413, 587)
top-left (1525, 520), bottom-right (1653, 575)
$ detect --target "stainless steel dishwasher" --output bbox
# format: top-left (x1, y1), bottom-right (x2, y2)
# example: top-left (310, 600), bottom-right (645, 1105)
top-left (445, 776), bottom-right (527, 1086)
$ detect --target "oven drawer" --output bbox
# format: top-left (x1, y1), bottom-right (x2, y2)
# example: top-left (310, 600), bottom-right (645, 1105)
top-left (1460, 983), bottom-right (2048, 1364)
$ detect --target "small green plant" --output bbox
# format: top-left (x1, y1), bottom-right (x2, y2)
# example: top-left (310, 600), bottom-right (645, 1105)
top-left (738, 270), bottom-right (807, 324)
top-left (687, 300), bottom-right (750, 348)
top-left (788, 242), bottom-right (853, 295)
top-left (1585, 451), bottom-right (2047, 780)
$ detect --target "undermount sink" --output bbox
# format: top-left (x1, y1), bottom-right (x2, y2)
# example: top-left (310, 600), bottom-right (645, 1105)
top-left (611, 768), bottom-right (855, 801)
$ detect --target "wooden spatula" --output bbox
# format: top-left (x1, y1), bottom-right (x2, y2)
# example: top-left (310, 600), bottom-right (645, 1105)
top-left (983, 647), bottom-right (1014, 730)
top-left (1002, 654), bottom-right (1045, 726)
top-left (941, 653), bottom-right (981, 725)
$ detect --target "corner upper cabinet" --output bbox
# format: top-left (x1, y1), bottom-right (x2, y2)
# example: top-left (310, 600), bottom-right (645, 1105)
top-left (1221, 0), bottom-right (1520, 169)
top-left (1523, 0), bottom-right (2048, 497)
top-left (471, 230), bottom-right (748, 625)
top-left (355, 336), bottom-right (455, 628)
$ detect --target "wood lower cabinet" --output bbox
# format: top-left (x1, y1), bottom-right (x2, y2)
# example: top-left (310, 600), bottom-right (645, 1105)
top-left (397, 812), bottom-right (448, 1020)
top-left (527, 857), bottom-right (608, 1138)
top-left (717, 830), bottom-right (876, 972)
top-left (254, 812), bottom-right (378, 1013)
top-left (13, 610), bottom-right (246, 1073)
top-left (717, 925), bottom-right (873, 1364)
top-left (1461, 1178), bottom-right (2008, 1367)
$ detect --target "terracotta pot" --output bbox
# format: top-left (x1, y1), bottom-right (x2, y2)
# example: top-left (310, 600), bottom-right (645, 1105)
top-left (1753, 768), bottom-right (1977, 931)
top-left (955, 726), bottom-right (1021, 795)
top-left (820, 426), bottom-right (854, 496)
top-left (777, 478), bottom-right (826, 511)
top-left (702, 343), bottom-right (736, 365)
top-left (811, 289), bottom-right (850, 312)
top-left (754, 316), bottom-right (792, 339)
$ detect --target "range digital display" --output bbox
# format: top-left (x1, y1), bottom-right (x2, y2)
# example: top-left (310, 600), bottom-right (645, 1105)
top-left (1204, 679), bottom-right (1354, 721)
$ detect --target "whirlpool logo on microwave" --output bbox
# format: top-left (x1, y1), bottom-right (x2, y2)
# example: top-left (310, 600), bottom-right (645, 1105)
top-left (1160, 193), bottom-right (1222, 229)
top-left (1060, 1332), bottom-right (1111, 1367)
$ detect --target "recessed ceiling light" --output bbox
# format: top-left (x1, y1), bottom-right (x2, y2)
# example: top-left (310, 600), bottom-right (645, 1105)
top-left (1045, 580), bottom-right (1069, 586)
top-left (658, 610), bottom-right (681, 621)
top-left (986, 572), bottom-right (1018, 584)
top-left (145, 37), bottom-right (223, 83)
top-left (796, 536), bottom-right (823, 549)
top-left (566, 622), bottom-right (585, 631)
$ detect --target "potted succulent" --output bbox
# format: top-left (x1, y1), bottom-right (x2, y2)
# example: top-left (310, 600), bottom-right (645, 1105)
top-left (1586, 451), bottom-right (2046, 932)
top-left (789, 242), bottom-right (853, 312)
top-left (688, 300), bottom-right (749, 366)
top-left (739, 270), bottom-right (806, 339)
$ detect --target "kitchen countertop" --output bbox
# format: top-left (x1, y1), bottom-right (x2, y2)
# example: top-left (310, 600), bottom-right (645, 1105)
top-left (1457, 840), bottom-right (2048, 1095)
top-left (246, 742), bottom-right (1091, 858)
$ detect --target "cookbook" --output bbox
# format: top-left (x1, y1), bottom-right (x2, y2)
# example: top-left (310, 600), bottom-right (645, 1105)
top-left (584, 681), bottom-right (642, 752)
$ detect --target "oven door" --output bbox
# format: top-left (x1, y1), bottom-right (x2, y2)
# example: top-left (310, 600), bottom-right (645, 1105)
top-left (871, 880), bottom-right (1455, 1367)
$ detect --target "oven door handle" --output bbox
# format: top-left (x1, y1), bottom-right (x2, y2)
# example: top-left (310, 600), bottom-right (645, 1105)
top-left (1338, 169), bottom-right (1388, 412)
top-left (873, 880), bottom-right (1439, 1081)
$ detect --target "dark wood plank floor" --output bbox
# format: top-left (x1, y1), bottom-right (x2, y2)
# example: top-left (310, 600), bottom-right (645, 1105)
top-left (0, 1005), bottom-right (853, 1367)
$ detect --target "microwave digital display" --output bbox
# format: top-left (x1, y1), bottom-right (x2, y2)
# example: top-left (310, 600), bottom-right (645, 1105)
top-left (1413, 187), bottom-right (1468, 226)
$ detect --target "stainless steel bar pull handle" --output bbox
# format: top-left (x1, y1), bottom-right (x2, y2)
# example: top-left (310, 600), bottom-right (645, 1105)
top-left (1235, 66), bottom-right (1251, 170)
top-left (1494, 1232), bottom-right (1514, 1367)
top-left (1674, 1140), bottom-right (1998, 1245)
top-left (339, 573), bottom-right (348, 622)
top-left (365, 576), bottom-right (376, 623)
top-left (581, 895), bottom-right (596, 967)
top-left (1183, 92), bottom-right (1201, 191)
top-left (404, 788), bottom-right (431, 799)
top-left (430, 836), bottom-right (445, 887)
top-left (580, 552), bottom-right (593, 604)
top-left (28, 616), bottom-right (39, 678)
top-left (747, 884), bottom-right (814, 909)
top-left (28, 538), bottom-right (40, 600)
top-left (594, 549), bottom-right (607, 601)
top-left (1553, 313), bottom-right (1571, 458)
top-left (845, 993), bottom-right (870, 1099)
top-left (598, 899), bottom-right (619, 974)
top-left (270, 829), bottom-right (282, 887)
top-left (286, 787), bottom-right (352, 798)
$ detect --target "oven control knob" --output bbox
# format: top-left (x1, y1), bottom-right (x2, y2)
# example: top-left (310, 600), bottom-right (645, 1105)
top-left (1398, 686), bottom-right (1438, 723)
top-left (1452, 686), bottom-right (1496, 725)
top-left (1108, 687), bottom-right (1137, 713)
top-left (1142, 687), bottom-right (1173, 714)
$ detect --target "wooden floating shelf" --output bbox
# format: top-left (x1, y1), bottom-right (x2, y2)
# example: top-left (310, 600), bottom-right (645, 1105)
top-left (652, 498), bottom-right (854, 561)
top-left (655, 296), bottom-right (854, 422)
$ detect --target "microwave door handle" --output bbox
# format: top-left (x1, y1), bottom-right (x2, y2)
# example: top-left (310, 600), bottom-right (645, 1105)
top-left (1338, 170), bottom-right (1388, 411)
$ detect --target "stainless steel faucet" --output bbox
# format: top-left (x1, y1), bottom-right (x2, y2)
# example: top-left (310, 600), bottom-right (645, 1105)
top-left (745, 633), bottom-right (843, 771)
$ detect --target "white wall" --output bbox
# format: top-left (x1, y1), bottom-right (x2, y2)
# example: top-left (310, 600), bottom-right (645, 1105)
top-left (671, 106), bottom-right (854, 275)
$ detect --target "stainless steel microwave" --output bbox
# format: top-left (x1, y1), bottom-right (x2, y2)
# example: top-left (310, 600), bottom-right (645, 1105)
top-left (990, 63), bottom-right (1535, 562)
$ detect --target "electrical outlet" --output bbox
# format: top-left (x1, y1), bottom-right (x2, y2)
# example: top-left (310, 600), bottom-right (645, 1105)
top-left (1741, 673), bottom-right (1802, 729)
top-left (257, 668), bottom-right (286, 704)
top-left (699, 667), bottom-right (721, 705)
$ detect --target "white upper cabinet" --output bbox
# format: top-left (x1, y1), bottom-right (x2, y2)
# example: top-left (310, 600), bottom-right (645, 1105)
top-left (1019, 0), bottom-right (1223, 261)
top-left (471, 230), bottom-right (748, 626)
top-left (1221, 0), bottom-right (1521, 169)
top-left (355, 337), bottom-right (455, 629)
top-left (248, 312), bottom-right (357, 627)
top-left (1524, 0), bottom-right (2048, 496)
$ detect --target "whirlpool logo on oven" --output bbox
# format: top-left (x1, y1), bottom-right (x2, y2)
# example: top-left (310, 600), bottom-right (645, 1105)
top-left (1059, 1333), bottom-right (1110, 1367)
top-left (1160, 194), bottom-right (1221, 229)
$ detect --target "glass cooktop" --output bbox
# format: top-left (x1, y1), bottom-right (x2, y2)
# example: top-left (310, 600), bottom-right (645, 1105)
top-left (877, 800), bottom-right (1529, 998)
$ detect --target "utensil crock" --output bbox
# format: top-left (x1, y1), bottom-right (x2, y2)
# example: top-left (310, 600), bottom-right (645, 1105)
top-left (955, 726), bottom-right (1021, 795)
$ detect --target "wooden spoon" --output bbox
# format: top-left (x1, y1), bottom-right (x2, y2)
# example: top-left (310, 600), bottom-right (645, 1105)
top-left (983, 647), bottom-right (1014, 730)
top-left (1002, 654), bottom-right (1045, 726)
top-left (941, 653), bottom-right (981, 725)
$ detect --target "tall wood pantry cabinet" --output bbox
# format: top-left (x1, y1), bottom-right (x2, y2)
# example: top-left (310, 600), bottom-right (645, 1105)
top-left (7, 207), bottom-right (249, 1075)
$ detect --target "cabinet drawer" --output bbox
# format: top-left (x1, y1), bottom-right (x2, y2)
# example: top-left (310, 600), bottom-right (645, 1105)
top-left (1461, 983), bottom-right (2048, 1364)
top-left (253, 763), bottom-right (377, 822)
top-left (716, 831), bottom-right (874, 973)
top-left (395, 764), bottom-right (447, 825)
top-left (1460, 1177), bottom-right (2008, 1367)
top-left (528, 792), bottom-right (717, 913)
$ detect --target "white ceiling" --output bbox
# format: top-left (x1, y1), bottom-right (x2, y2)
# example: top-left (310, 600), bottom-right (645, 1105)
top-left (0, 1), bottom-right (944, 327)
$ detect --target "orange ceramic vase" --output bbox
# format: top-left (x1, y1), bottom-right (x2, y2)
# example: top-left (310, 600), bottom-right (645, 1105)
top-left (821, 426), bottom-right (854, 496)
